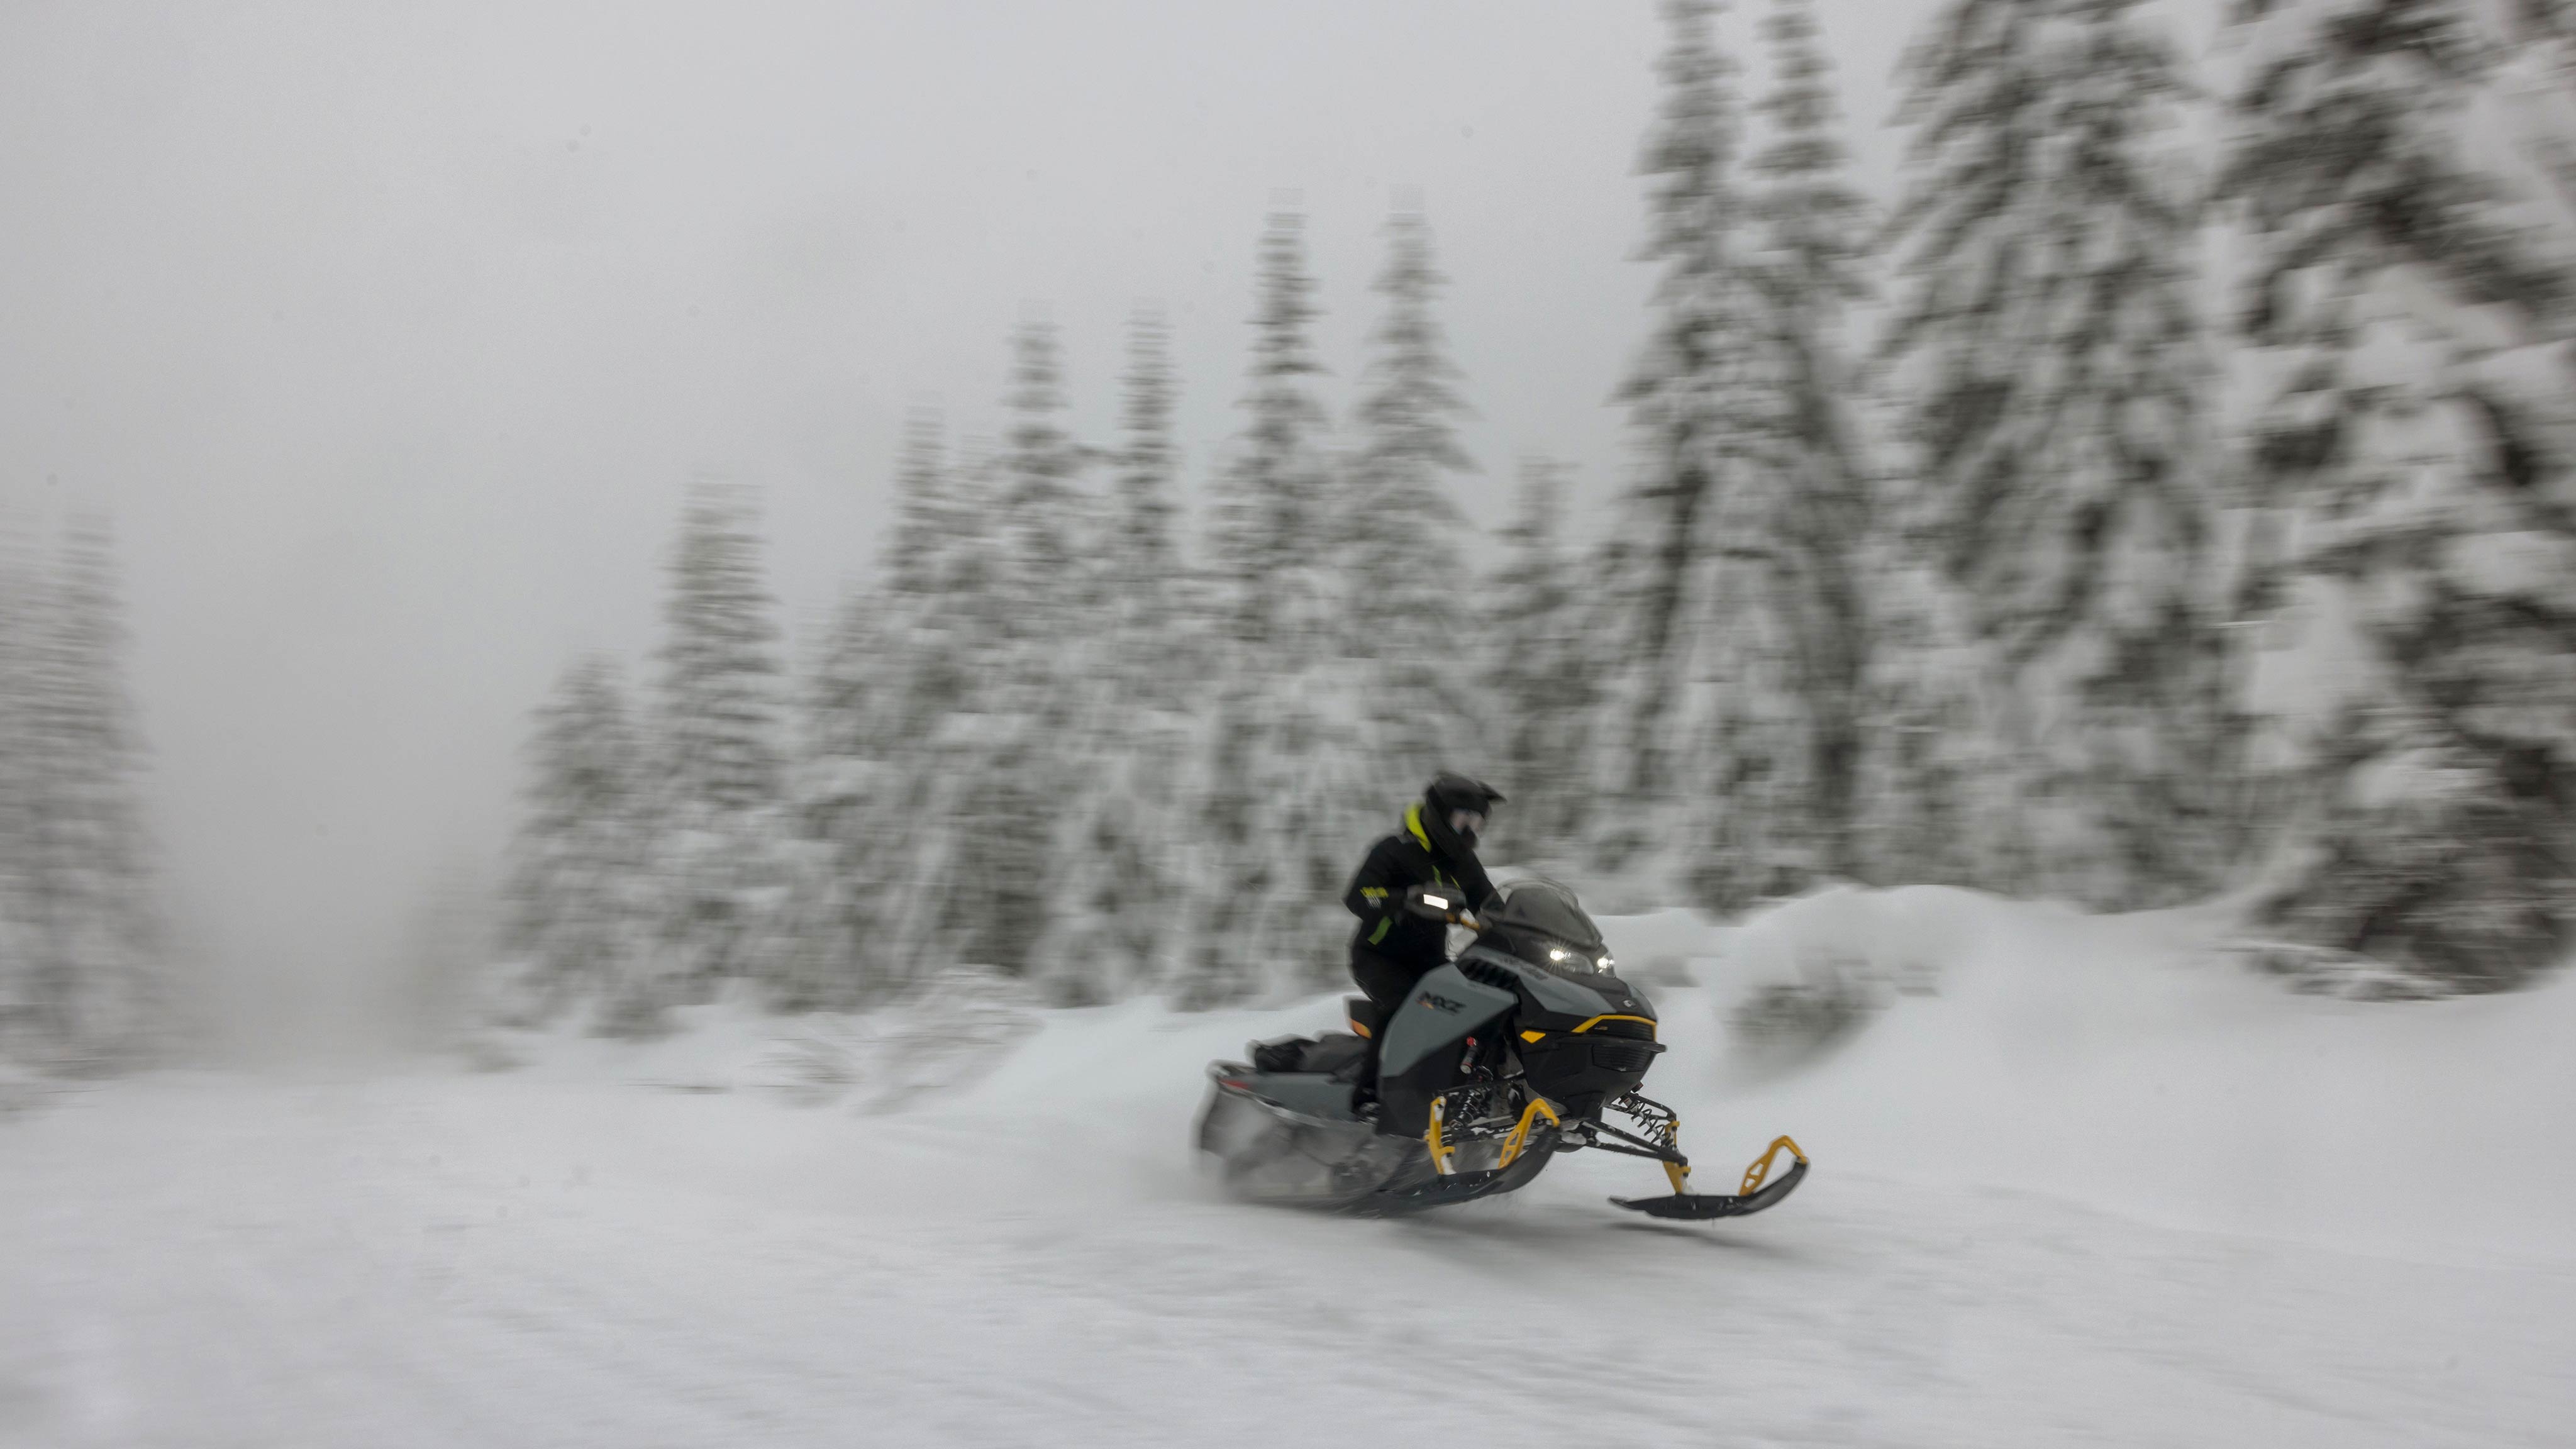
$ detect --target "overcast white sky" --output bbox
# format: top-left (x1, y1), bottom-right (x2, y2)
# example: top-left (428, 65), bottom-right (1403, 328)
top-left (0, 0), bottom-right (2223, 1049)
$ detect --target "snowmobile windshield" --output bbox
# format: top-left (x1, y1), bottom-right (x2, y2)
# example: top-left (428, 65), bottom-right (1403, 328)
top-left (1489, 881), bottom-right (1602, 949)
top-left (1483, 880), bottom-right (1616, 977)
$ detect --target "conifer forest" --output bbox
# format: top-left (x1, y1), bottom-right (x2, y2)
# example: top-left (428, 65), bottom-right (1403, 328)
top-left (10, 0), bottom-right (2576, 1068)
top-left (484, 0), bottom-right (2576, 1029)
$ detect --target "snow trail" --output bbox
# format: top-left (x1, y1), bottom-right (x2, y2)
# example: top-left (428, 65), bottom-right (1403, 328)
top-left (3, 889), bottom-right (2572, 1446)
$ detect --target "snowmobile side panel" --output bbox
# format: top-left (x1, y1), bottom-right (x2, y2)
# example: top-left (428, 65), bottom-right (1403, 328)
top-left (1376, 963), bottom-right (1516, 1079)
top-left (1374, 963), bottom-right (1517, 1143)
top-left (1236, 1072), bottom-right (1363, 1122)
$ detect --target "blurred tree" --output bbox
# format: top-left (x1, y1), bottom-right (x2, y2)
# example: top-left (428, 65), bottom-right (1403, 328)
top-left (943, 320), bottom-right (1094, 983)
top-left (1846, 558), bottom-right (1996, 889)
top-left (795, 411), bottom-right (987, 1006)
top-left (498, 654), bottom-right (645, 1023)
top-left (1108, 306), bottom-right (1185, 694)
top-left (997, 316), bottom-right (1092, 628)
top-left (2222, 0), bottom-right (2576, 989)
top-left (1607, 0), bottom-right (1760, 875)
top-left (2, 520), bottom-right (162, 1067)
top-left (660, 482), bottom-right (786, 817)
top-left (1035, 310), bottom-right (1195, 1003)
top-left (644, 482), bottom-right (790, 1016)
top-left (1879, 0), bottom-right (2228, 907)
top-left (1185, 212), bottom-right (1372, 1006)
top-left (1344, 207), bottom-right (1482, 792)
top-left (1209, 213), bottom-right (1336, 652)
top-left (0, 541), bottom-right (32, 1048)
top-left (1609, 0), bottom-right (1848, 911)
top-left (1669, 0), bottom-right (1875, 897)
top-left (1486, 457), bottom-right (1601, 860)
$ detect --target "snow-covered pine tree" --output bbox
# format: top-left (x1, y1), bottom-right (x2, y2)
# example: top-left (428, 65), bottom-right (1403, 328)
top-left (661, 482), bottom-right (786, 818)
top-left (1033, 309), bottom-right (1194, 1003)
top-left (0, 540), bottom-right (30, 1050)
top-left (8, 519), bottom-right (160, 1065)
top-left (645, 481), bottom-right (789, 1014)
top-left (497, 653), bottom-right (645, 1023)
top-left (1108, 307), bottom-right (1185, 691)
top-left (946, 320), bottom-right (1095, 984)
top-left (1602, 0), bottom-right (1771, 896)
top-left (880, 407), bottom-right (983, 732)
top-left (2221, 0), bottom-right (2576, 989)
top-left (997, 316), bottom-right (1092, 631)
top-left (1735, 0), bottom-right (1875, 884)
top-left (889, 405), bottom-right (958, 600)
top-left (1184, 211), bottom-right (1370, 1006)
top-left (780, 414), bottom-right (945, 1012)
top-left (793, 410), bottom-right (989, 1004)
top-left (1343, 207), bottom-right (1481, 795)
top-left (1879, 0), bottom-right (2226, 906)
top-left (1210, 213), bottom-right (1337, 652)
top-left (1655, 0), bottom-right (1891, 909)
top-left (1485, 457), bottom-right (1599, 863)
top-left (940, 740), bottom-right (1057, 981)
top-left (1846, 540), bottom-right (1997, 890)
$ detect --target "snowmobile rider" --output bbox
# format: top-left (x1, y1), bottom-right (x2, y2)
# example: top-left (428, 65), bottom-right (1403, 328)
top-left (1343, 774), bottom-right (1505, 1089)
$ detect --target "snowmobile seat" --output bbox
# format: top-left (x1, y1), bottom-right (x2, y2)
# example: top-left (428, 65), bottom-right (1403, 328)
top-left (1246, 1033), bottom-right (1372, 1080)
top-left (1345, 996), bottom-right (1385, 1041)
top-left (1248, 1035), bottom-right (1308, 1072)
top-left (1302, 1033), bottom-right (1371, 1082)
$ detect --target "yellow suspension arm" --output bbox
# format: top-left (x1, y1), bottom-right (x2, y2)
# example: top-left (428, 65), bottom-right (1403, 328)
top-left (1657, 1110), bottom-right (1691, 1194)
top-left (1741, 1135), bottom-right (1807, 1196)
top-left (1495, 1096), bottom-right (1561, 1170)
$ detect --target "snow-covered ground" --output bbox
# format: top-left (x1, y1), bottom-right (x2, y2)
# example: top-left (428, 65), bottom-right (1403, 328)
top-left (4, 889), bottom-right (2573, 1447)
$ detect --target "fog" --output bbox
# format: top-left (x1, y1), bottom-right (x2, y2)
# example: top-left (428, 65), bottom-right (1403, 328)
top-left (0, 1), bottom-right (1945, 1054)
top-left (9, 4), bottom-right (2575, 1442)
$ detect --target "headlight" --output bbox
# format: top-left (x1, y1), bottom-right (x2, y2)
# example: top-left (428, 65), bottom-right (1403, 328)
top-left (1545, 944), bottom-right (1617, 975)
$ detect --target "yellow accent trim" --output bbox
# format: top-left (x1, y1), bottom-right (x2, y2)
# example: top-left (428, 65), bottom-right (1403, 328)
top-left (1424, 1094), bottom-right (1455, 1175)
top-left (1740, 1135), bottom-right (1807, 1197)
top-left (1496, 1096), bottom-right (1561, 1169)
top-left (1350, 1020), bottom-right (1371, 1039)
top-left (1519, 1030), bottom-right (1544, 1044)
top-left (1663, 1111), bottom-right (1691, 1194)
top-left (1571, 1014), bottom-right (1657, 1038)
top-left (1404, 803), bottom-right (1433, 852)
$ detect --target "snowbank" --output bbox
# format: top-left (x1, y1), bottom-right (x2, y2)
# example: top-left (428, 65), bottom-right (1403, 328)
top-left (479, 887), bottom-right (2576, 1267)
top-left (1623, 886), bottom-right (2576, 1265)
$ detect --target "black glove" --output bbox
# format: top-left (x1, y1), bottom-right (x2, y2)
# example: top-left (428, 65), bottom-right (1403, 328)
top-left (1405, 881), bottom-right (1465, 921)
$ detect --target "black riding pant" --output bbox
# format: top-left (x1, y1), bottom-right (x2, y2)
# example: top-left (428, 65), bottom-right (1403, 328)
top-left (1350, 946), bottom-right (1430, 1014)
top-left (1350, 947), bottom-right (1433, 1090)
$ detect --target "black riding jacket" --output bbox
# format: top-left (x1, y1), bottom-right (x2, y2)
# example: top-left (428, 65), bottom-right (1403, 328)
top-left (1342, 804), bottom-right (1498, 972)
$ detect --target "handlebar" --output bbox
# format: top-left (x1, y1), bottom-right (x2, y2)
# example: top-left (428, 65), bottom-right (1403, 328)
top-left (1405, 884), bottom-right (1480, 930)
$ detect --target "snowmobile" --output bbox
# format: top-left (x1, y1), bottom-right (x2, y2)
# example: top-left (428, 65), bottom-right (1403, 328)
top-left (1196, 878), bottom-right (1807, 1220)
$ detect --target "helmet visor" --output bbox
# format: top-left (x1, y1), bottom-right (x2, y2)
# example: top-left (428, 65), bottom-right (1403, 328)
top-left (1448, 808), bottom-right (1487, 842)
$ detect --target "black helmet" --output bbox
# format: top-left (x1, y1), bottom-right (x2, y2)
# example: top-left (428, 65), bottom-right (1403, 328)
top-left (1423, 773), bottom-right (1505, 855)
